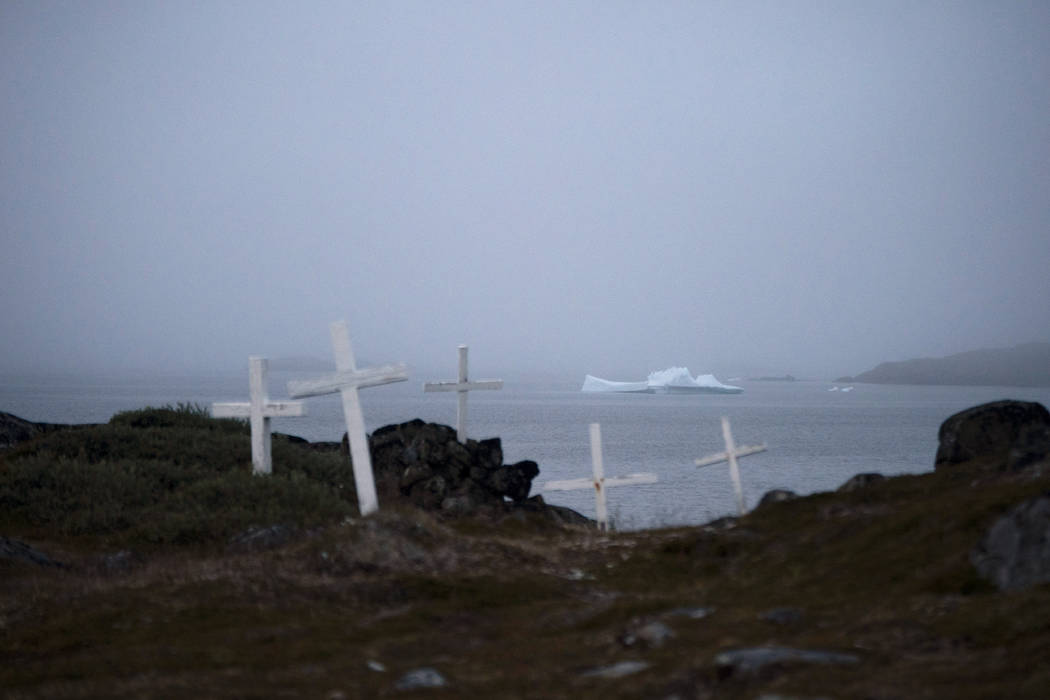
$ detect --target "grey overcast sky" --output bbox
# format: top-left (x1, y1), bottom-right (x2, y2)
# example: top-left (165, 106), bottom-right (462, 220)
top-left (2, 1), bottom-right (1048, 381)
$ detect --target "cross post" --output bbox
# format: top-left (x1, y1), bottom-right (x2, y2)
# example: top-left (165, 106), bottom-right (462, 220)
top-left (212, 356), bottom-right (305, 475)
top-left (694, 416), bottom-right (767, 516)
top-left (544, 423), bottom-right (658, 531)
top-left (423, 345), bottom-right (503, 442)
top-left (287, 320), bottom-right (408, 516)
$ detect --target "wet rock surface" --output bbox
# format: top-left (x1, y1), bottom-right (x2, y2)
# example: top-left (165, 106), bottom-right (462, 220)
top-left (757, 489), bottom-right (798, 508)
top-left (359, 419), bottom-right (588, 523)
top-left (935, 400), bottom-right (1050, 469)
top-left (394, 667), bottom-right (448, 690)
top-left (972, 492), bottom-right (1050, 591)
top-left (837, 472), bottom-right (885, 492)
top-left (0, 411), bottom-right (96, 450)
top-left (715, 646), bottom-right (859, 679)
top-left (0, 536), bottom-right (66, 568)
top-left (228, 524), bottom-right (297, 553)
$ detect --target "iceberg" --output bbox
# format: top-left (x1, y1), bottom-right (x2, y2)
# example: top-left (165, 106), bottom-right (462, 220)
top-left (581, 367), bottom-right (743, 394)
top-left (581, 375), bottom-right (653, 393)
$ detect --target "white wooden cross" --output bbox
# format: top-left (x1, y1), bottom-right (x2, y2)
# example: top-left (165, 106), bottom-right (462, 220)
top-left (694, 416), bottom-right (767, 516)
top-left (212, 356), bottom-right (305, 475)
top-left (286, 320), bottom-right (408, 516)
top-left (423, 345), bottom-right (503, 442)
top-left (544, 423), bottom-right (658, 531)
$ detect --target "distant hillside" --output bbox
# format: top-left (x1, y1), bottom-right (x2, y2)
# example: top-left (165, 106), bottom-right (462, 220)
top-left (837, 342), bottom-right (1050, 387)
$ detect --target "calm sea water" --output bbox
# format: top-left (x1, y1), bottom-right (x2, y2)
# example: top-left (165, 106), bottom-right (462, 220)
top-left (3, 371), bottom-right (1049, 529)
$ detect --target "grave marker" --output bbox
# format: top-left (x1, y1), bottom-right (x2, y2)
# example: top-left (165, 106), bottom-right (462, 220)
top-left (212, 356), bottom-right (305, 475)
top-left (423, 345), bottom-right (503, 442)
top-left (694, 416), bottom-right (767, 516)
top-left (544, 423), bottom-right (658, 531)
top-left (287, 320), bottom-right (408, 516)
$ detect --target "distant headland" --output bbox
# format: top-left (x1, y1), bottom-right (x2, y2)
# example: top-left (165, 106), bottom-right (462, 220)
top-left (835, 342), bottom-right (1050, 387)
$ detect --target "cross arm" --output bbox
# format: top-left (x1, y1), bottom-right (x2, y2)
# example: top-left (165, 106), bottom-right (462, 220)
top-left (603, 472), bottom-right (659, 487)
top-left (423, 379), bottom-right (503, 393)
top-left (543, 472), bottom-right (659, 491)
top-left (211, 403), bottom-right (251, 418)
top-left (694, 443), bottom-right (767, 468)
top-left (543, 477), bottom-right (596, 491)
top-left (287, 363), bottom-right (409, 399)
top-left (211, 401), bottom-right (305, 418)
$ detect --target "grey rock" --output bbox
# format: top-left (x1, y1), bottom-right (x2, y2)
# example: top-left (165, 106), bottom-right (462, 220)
top-left (293, 419), bottom-right (590, 524)
top-left (664, 606), bottom-right (714, 620)
top-left (515, 494), bottom-right (593, 526)
top-left (837, 472), bottom-right (885, 492)
top-left (758, 489), bottom-right (798, 507)
top-left (621, 620), bottom-right (676, 648)
top-left (100, 550), bottom-right (140, 573)
top-left (228, 524), bottom-right (295, 553)
top-left (0, 536), bottom-right (66, 568)
top-left (0, 411), bottom-right (98, 450)
top-left (935, 400), bottom-right (1050, 469)
top-left (971, 493), bottom-right (1050, 590)
top-left (394, 667), bottom-right (448, 690)
top-left (1008, 424), bottom-right (1050, 471)
top-left (580, 660), bottom-right (651, 679)
top-left (367, 420), bottom-right (551, 516)
top-left (703, 516), bottom-right (740, 532)
top-left (760, 607), bottom-right (804, 625)
top-left (485, 461), bottom-right (540, 502)
top-left (715, 646), bottom-right (858, 679)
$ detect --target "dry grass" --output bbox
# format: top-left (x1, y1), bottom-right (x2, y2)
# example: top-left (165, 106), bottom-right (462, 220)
top-left (3, 408), bottom-right (1050, 698)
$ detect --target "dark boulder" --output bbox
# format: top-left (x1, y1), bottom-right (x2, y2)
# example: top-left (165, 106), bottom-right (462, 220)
top-left (1008, 423), bottom-right (1050, 472)
top-left (0, 411), bottom-right (92, 450)
top-left (714, 646), bottom-right (858, 679)
top-left (837, 472), bottom-right (886, 492)
top-left (757, 489), bottom-right (798, 508)
top-left (228, 524), bottom-right (297, 553)
top-left (759, 607), bottom-right (804, 626)
top-left (971, 493), bottom-right (1050, 591)
top-left (0, 536), bottom-right (66, 568)
top-left (356, 419), bottom-right (582, 522)
top-left (0, 411), bottom-right (43, 449)
top-left (935, 400), bottom-right (1050, 469)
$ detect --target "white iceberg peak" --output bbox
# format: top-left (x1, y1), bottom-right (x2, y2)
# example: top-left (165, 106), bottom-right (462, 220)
top-left (582, 367), bottom-right (743, 394)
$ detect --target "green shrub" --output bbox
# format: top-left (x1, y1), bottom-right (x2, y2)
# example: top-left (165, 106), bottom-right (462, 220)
top-left (0, 405), bottom-right (357, 548)
top-left (109, 403), bottom-right (245, 432)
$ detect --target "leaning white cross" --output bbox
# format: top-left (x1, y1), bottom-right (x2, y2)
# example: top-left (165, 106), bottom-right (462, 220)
top-left (544, 423), bottom-right (658, 531)
top-left (694, 416), bottom-right (767, 516)
top-left (212, 356), bottom-right (306, 475)
top-left (423, 344), bottom-right (503, 442)
top-left (286, 320), bottom-right (408, 516)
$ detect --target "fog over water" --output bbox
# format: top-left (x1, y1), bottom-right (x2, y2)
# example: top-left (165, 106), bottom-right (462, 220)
top-left (3, 2), bottom-right (1049, 383)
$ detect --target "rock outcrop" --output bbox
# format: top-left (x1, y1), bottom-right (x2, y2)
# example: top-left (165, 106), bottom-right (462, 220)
top-left (837, 472), bottom-right (886, 492)
top-left (971, 493), bottom-right (1050, 591)
top-left (353, 419), bottom-right (590, 524)
top-left (0, 536), bottom-right (66, 568)
top-left (0, 411), bottom-right (97, 450)
top-left (837, 342), bottom-right (1050, 387)
top-left (935, 400), bottom-right (1050, 469)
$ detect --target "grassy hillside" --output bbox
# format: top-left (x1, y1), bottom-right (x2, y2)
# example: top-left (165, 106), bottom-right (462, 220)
top-left (3, 406), bottom-right (1050, 698)
top-left (838, 342), bottom-right (1050, 386)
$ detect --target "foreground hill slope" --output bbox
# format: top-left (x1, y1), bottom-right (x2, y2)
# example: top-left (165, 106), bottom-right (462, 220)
top-left (837, 342), bottom-right (1050, 387)
top-left (3, 403), bottom-right (1050, 698)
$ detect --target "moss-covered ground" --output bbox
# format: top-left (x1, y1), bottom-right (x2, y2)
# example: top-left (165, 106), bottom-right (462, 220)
top-left (3, 406), bottom-right (1050, 698)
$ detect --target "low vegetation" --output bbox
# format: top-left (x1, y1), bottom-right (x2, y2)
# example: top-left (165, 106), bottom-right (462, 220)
top-left (3, 405), bottom-right (1050, 698)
